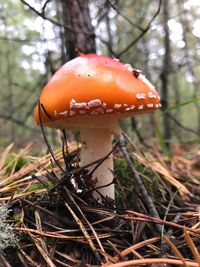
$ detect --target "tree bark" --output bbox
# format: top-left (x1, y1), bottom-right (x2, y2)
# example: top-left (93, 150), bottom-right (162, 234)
top-left (60, 0), bottom-right (96, 60)
top-left (4, 17), bottom-right (15, 141)
top-left (105, 4), bottom-right (113, 57)
top-left (160, 0), bottom-right (171, 148)
top-left (178, 0), bottom-right (200, 136)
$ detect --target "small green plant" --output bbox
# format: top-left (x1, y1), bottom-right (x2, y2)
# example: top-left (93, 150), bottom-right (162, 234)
top-left (0, 205), bottom-right (18, 250)
top-left (13, 213), bottom-right (21, 224)
top-left (28, 181), bottom-right (53, 192)
top-left (114, 157), bottom-right (165, 208)
top-left (4, 153), bottom-right (28, 174)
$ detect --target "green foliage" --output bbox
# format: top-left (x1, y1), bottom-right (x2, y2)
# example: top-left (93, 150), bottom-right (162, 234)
top-left (4, 153), bottom-right (28, 174)
top-left (28, 181), bottom-right (53, 192)
top-left (13, 213), bottom-right (21, 224)
top-left (115, 157), bottom-right (156, 186)
top-left (161, 97), bottom-right (200, 114)
top-left (155, 113), bottom-right (170, 156)
top-left (114, 158), bottom-right (136, 208)
top-left (114, 157), bottom-right (164, 209)
top-left (114, 158), bottom-right (132, 185)
top-left (0, 0), bottom-right (44, 147)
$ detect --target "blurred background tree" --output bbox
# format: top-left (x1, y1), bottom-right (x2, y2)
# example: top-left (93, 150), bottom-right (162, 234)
top-left (0, 0), bottom-right (199, 152)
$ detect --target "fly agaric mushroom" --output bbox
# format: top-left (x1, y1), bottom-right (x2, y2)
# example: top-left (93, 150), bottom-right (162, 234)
top-left (34, 54), bottom-right (160, 200)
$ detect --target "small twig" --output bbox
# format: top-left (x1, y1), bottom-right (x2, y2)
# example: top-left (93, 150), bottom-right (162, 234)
top-left (61, 129), bottom-right (70, 173)
top-left (23, 222), bottom-right (56, 267)
top-left (102, 258), bottom-right (200, 267)
top-left (0, 113), bottom-right (34, 130)
top-left (0, 253), bottom-right (12, 267)
top-left (117, 0), bottom-right (162, 58)
top-left (21, 198), bottom-right (74, 226)
top-left (167, 113), bottom-right (199, 136)
top-left (97, 35), bottom-right (118, 57)
top-left (63, 187), bottom-right (104, 263)
top-left (114, 175), bottom-right (128, 210)
top-left (64, 200), bottom-right (98, 255)
top-left (41, 0), bottom-right (52, 16)
top-left (20, 0), bottom-right (94, 36)
top-left (123, 211), bottom-right (199, 234)
top-left (104, 237), bottom-right (160, 265)
top-left (48, 154), bottom-right (115, 205)
top-left (160, 190), bottom-right (179, 241)
top-left (107, 240), bottom-right (126, 261)
top-left (119, 134), bottom-right (162, 233)
top-left (88, 143), bottom-right (117, 178)
top-left (38, 101), bottom-right (64, 173)
top-left (17, 245), bottom-right (39, 267)
top-left (31, 174), bottom-right (50, 189)
top-left (84, 176), bottom-right (115, 206)
top-left (130, 117), bottom-right (150, 148)
top-left (163, 235), bottom-right (189, 267)
top-left (184, 230), bottom-right (200, 266)
top-left (106, 0), bottom-right (144, 32)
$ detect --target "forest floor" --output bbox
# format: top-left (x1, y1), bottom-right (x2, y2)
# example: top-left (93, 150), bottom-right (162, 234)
top-left (0, 135), bottom-right (199, 267)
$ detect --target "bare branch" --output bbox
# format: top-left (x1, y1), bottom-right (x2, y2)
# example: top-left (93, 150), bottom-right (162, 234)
top-left (167, 114), bottom-right (199, 136)
top-left (0, 114), bottom-right (34, 130)
top-left (106, 0), bottom-right (144, 32)
top-left (41, 0), bottom-right (52, 16)
top-left (19, 0), bottom-right (93, 36)
top-left (20, 0), bottom-right (63, 28)
top-left (0, 35), bottom-right (61, 43)
top-left (97, 35), bottom-right (118, 57)
top-left (119, 134), bottom-right (162, 233)
top-left (0, 36), bottom-right (33, 43)
top-left (117, 0), bottom-right (162, 58)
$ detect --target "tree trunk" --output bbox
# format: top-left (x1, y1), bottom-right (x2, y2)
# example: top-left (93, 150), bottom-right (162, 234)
top-left (172, 74), bottom-right (182, 140)
top-left (60, 0), bottom-right (96, 60)
top-left (105, 4), bottom-right (113, 57)
top-left (178, 0), bottom-right (200, 136)
top-left (160, 0), bottom-right (171, 148)
top-left (4, 18), bottom-right (15, 141)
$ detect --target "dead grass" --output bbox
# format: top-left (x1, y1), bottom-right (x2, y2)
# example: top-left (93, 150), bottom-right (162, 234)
top-left (0, 138), bottom-right (199, 267)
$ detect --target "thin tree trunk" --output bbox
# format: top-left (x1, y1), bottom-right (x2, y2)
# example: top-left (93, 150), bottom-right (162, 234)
top-left (60, 0), bottom-right (96, 60)
top-left (56, 0), bottom-right (68, 65)
top-left (141, 36), bottom-right (156, 138)
top-left (178, 0), bottom-right (200, 135)
top-left (172, 74), bottom-right (182, 140)
top-left (160, 0), bottom-right (171, 148)
top-left (58, 0), bottom-right (96, 142)
top-left (4, 16), bottom-right (15, 141)
top-left (105, 4), bottom-right (113, 57)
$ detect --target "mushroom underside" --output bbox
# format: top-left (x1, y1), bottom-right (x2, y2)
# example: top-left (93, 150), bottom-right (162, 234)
top-left (40, 111), bottom-right (156, 133)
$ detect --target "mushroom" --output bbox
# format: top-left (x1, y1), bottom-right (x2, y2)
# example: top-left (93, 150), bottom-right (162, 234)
top-left (34, 54), bottom-right (160, 200)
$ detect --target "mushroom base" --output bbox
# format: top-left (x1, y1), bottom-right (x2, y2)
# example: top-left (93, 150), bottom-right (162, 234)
top-left (80, 127), bottom-right (115, 200)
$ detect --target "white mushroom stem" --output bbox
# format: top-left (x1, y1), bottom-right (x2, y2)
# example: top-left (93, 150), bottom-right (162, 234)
top-left (80, 127), bottom-right (115, 200)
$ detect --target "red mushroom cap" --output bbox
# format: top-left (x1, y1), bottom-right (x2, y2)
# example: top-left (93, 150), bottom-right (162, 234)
top-left (34, 54), bottom-right (160, 128)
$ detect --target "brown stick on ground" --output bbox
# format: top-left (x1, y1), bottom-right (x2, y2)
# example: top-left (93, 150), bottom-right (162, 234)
top-left (119, 134), bottom-right (162, 233)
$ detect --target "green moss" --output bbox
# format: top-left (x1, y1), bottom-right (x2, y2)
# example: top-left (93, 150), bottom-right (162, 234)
top-left (114, 157), bottom-right (164, 208)
top-left (28, 181), bottom-right (53, 192)
top-left (13, 213), bottom-right (21, 224)
top-left (47, 181), bottom-right (53, 189)
top-left (114, 158), bottom-right (135, 208)
top-left (4, 153), bottom-right (28, 174)
top-left (28, 183), bottom-right (45, 192)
